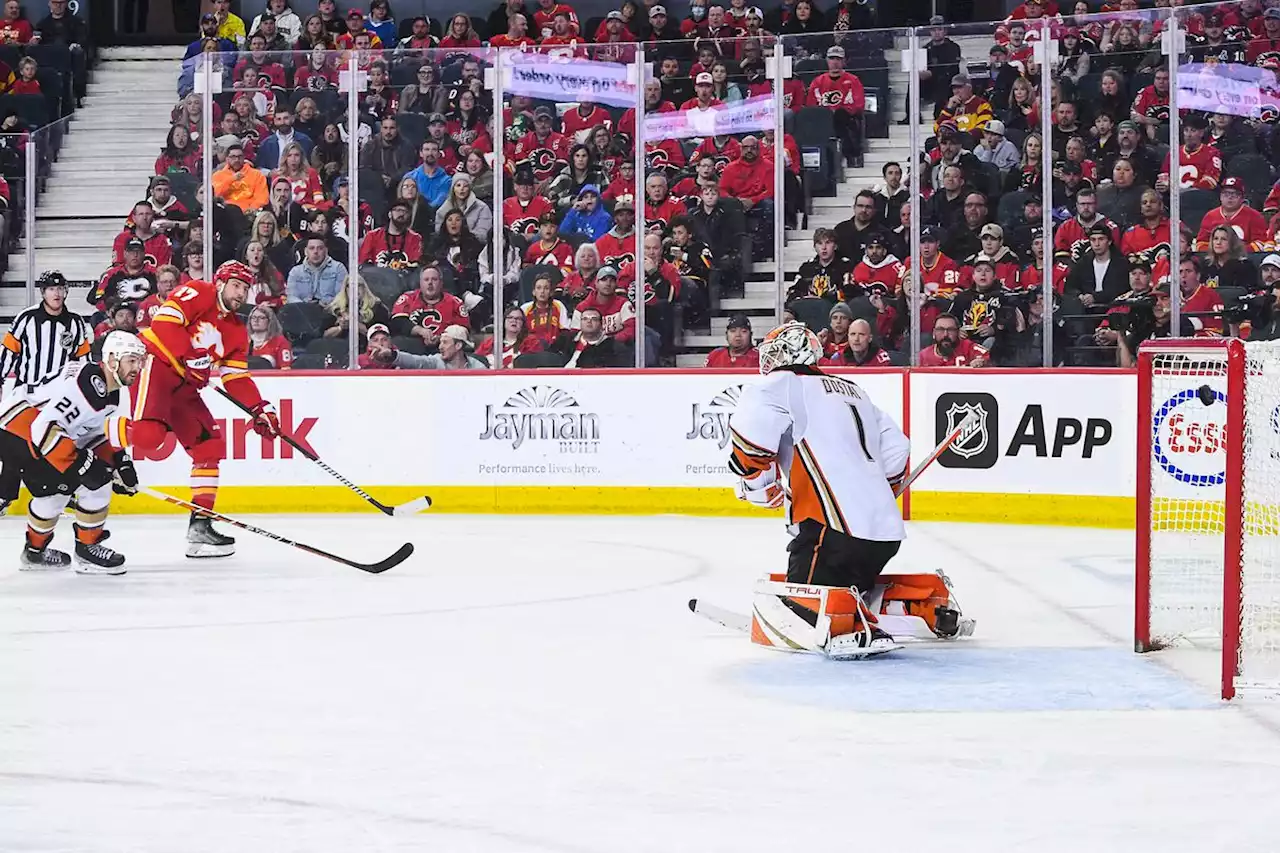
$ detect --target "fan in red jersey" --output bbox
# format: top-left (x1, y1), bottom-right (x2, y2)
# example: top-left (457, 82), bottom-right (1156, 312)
top-left (705, 314), bottom-right (760, 368)
top-left (504, 169), bottom-right (554, 239)
top-left (1157, 112), bottom-right (1221, 192)
top-left (918, 313), bottom-right (988, 367)
top-left (134, 261), bottom-right (281, 558)
top-left (93, 237), bottom-right (158, 313)
top-left (1196, 177), bottom-right (1270, 250)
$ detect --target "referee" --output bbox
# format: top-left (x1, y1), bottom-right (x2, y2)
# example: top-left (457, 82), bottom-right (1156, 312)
top-left (0, 270), bottom-right (92, 512)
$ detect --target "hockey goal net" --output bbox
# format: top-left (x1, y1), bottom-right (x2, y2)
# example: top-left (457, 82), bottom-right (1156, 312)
top-left (1136, 338), bottom-right (1280, 699)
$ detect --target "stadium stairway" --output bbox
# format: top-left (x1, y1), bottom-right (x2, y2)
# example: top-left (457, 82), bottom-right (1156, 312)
top-left (675, 35), bottom-right (992, 366)
top-left (3, 45), bottom-right (183, 318)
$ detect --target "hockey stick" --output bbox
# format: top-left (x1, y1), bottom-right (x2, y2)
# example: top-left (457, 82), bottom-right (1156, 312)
top-left (139, 487), bottom-right (413, 574)
top-left (212, 385), bottom-right (432, 517)
top-left (892, 409), bottom-right (981, 498)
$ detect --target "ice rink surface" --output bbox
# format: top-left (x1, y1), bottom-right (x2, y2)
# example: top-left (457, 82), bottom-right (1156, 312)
top-left (3, 514), bottom-right (1279, 852)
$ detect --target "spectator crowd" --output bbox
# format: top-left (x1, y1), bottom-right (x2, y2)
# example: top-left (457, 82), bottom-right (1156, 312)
top-left (73, 0), bottom-right (1280, 370)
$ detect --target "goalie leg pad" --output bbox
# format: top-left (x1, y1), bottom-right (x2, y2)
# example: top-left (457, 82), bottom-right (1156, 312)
top-left (751, 579), bottom-right (888, 656)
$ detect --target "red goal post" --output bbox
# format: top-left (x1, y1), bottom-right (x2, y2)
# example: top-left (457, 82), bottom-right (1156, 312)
top-left (1135, 337), bottom-right (1280, 700)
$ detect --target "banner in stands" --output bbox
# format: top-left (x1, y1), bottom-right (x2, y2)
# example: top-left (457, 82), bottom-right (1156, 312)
top-left (643, 96), bottom-right (776, 142)
top-left (503, 54), bottom-right (638, 108)
top-left (113, 370), bottom-right (1136, 526)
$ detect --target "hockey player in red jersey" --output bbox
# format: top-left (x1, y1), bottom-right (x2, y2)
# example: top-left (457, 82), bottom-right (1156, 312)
top-left (135, 261), bottom-right (282, 558)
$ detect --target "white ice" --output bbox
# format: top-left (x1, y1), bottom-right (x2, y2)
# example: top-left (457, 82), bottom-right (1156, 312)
top-left (2, 514), bottom-right (1279, 852)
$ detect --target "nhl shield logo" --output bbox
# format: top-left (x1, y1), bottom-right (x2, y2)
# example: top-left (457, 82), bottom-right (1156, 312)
top-left (936, 393), bottom-right (999, 469)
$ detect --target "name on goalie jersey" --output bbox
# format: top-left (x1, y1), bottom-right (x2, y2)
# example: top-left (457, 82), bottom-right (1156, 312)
top-left (479, 385), bottom-right (601, 453)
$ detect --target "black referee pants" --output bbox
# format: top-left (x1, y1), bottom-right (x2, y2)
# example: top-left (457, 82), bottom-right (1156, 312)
top-left (785, 520), bottom-right (900, 593)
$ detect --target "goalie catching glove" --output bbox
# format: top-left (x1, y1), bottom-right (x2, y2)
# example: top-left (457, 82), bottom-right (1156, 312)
top-left (249, 401), bottom-right (280, 439)
top-left (734, 462), bottom-right (785, 509)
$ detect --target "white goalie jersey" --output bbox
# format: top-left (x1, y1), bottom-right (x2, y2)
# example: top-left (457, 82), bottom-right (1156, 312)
top-left (729, 367), bottom-right (910, 541)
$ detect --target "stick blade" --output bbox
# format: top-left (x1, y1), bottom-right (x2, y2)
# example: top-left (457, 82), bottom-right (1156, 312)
top-left (357, 542), bottom-right (415, 574)
top-left (392, 496), bottom-right (433, 517)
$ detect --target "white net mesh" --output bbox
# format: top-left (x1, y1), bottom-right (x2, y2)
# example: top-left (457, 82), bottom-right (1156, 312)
top-left (1145, 340), bottom-right (1280, 691)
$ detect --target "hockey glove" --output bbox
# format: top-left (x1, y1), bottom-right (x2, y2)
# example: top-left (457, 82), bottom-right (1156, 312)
top-left (734, 463), bottom-right (786, 509)
top-left (111, 452), bottom-right (139, 496)
top-left (184, 349), bottom-right (213, 388)
top-left (249, 401), bottom-right (281, 439)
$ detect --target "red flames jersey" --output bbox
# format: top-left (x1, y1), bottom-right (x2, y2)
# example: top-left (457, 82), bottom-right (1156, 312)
top-left (805, 72), bottom-right (865, 113)
top-left (918, 338), bottom-right (988, 367)
top-left (594, 230), bottom-right (639, 269)
top-left (359, 228), bottom-right (424, 269)
top-left (140, 278), bottom-right (263, 408)
top-left (1196, 205), bottom-right (1270, 250)
top-left (512, 131), bottom-right (572, 182)
top-left (705, 346), bottom-right (760, 368)
top-left (1160, 144), bottom-right (1222, 190)
top-left (391, 290), bottom-right (470, 335)
top-left (504, 196), bottom-right (555, 238)
top-left (523, 238), bottom-right (576, 275)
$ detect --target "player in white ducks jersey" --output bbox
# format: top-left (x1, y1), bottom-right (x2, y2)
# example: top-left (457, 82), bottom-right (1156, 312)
top-left (0, 332), bottom-right (145, 575)
top-left (728, 321), bottom-right (971, 659)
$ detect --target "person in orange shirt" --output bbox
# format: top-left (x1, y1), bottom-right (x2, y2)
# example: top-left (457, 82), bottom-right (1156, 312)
top-left (210, 143), bottom-right (268, 212)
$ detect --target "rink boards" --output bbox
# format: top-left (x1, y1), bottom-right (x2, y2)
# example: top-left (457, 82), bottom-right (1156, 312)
top-left (43, 366), bottom-right (1155, 528)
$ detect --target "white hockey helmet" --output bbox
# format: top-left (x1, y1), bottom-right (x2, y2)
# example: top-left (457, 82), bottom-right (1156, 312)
top-left (758, 320), bottom-right (822, 375)
top-left (101, 331), bottom-right (146, 385)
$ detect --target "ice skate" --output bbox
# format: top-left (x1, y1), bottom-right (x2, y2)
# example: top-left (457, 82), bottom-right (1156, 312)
top-left (20, 544), bottom-right (70, 571)
top-left (186, 513), bottom-right (235, 558)
top-left (74, 539), bottom-right (126, 575)
top-left (825, 625), bottom-right (897, 660)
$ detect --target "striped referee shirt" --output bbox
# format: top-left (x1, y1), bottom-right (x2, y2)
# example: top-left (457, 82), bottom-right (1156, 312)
top-left (0, 303), bottom-right (92, 392)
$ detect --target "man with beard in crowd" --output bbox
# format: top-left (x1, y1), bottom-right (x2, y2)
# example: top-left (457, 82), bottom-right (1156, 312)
top-left (918, 313), bottom-right (988, 367)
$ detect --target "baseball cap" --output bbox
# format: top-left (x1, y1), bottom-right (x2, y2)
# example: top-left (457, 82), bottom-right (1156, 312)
top-left (829, 302), bottom-right (854, 320)
top-left (1117, 119), bottom-right (1139, 133)
top-left (125, 236), bottom-right (145, 251)
top-left (598, 265), bottom-right (619, 279)
top-left (439, 324), bottom-right (472, 348)
top-left (826, 45), bottom-right (845, 59)
top-left (534, 105), bottom-right (555, 119)
top-left (1222, 176), bottom-right (1245, 192)
top-left (980, 223), bottom-right (1003, 239)
top-left (649, 4), bottom-right (666, 15)
top-left (727, 313), bottom-right (753, 330)
top-left (368, 322), bottom-right (391, 338)
top-left (984, 119), bottom-right (1006, 136)
top-left (951, 73), bottom-right (970, 87)
top-left (921, 225), bottom-right (943, 242)
top-left (695, 72), bottom-right (713, 85)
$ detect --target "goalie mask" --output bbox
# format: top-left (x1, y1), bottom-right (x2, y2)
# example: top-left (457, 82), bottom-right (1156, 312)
top-left (758, 321), bottom-right (822, 375)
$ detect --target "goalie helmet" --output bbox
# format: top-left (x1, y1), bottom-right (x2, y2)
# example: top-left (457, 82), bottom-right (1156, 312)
top-left (758, 321), bottom-right (822, 375)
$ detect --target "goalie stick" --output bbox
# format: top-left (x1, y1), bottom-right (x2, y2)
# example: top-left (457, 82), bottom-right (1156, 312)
top-left (692, 411), bottom-right (983, 633)
top-left (140, 487), bottom-right (413, 574)
top-left (213, 385), bottom-right (432, 517)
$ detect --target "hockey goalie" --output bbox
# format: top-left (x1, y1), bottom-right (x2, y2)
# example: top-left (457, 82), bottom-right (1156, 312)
top-left (728, 321), bottom-right (972, 659)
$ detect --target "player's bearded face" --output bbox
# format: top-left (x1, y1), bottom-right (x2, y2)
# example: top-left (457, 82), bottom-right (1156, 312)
top-left (116, 354), bottom-right (143, 387)
top-left (220, 277), bottom-right (250, 311)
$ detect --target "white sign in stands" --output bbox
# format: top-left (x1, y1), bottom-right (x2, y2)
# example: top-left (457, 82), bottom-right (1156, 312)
top-left (503, 54), bottom-right (638, 109)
